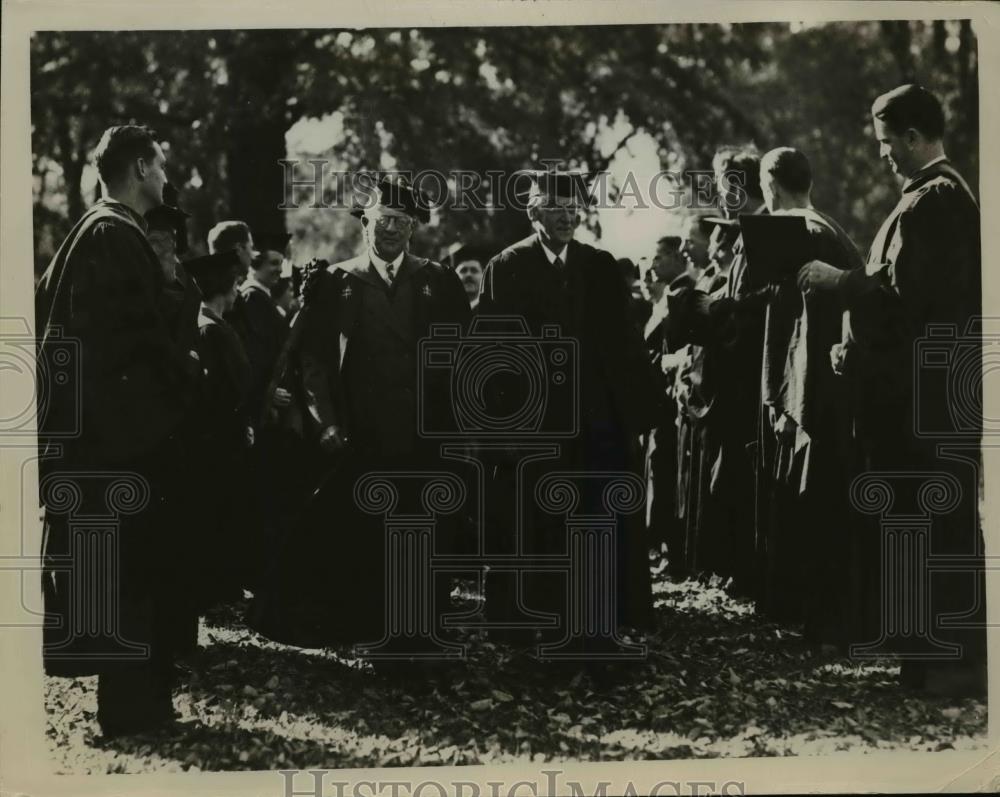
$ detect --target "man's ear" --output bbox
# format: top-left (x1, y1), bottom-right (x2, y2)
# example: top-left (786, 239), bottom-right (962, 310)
top-left (135, 158), bottom-right (149, 180)
top-left (526, 204), bottom-right (540, 224)
top-left (905, 127), bottom-right (922, 148)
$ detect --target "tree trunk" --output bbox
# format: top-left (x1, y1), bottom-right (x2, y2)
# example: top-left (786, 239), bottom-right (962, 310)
top-left (227, 119), bottom-right (289, 235)
top-left (221, 30), bottom-right (300, 235)
top-left (880, 21), bottom-right (915, 83)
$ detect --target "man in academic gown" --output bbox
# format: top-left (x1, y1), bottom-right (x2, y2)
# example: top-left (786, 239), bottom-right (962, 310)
top-left (753, 147), bottom-right (863, 646)
top-left (668, 150), bottom-right (767, 593)
top-left (143, 189), bottom-right (205, 657)
top-left (479, 170), bottom-right (658, 640)
top-left (257, 176), bottom-right (470, 650)
top-left (640, 238), bottom-right (688, 564)
top-left (185, 250), bottom-right (255, 610)
top-left (798, 84), bottom-right (983, 695)
top-left (669, 214), bottom-right (735, 580)
top-left (145, 184), bottom-right (201, 353)
top-left (230, 231), bottom-right (291, 423)
top-left (228, 230), bottom-right (293, 588)
top-left (35, 125), bottom-right (198, 736)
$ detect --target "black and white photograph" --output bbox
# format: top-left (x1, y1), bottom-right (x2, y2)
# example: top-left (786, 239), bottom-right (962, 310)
top-left (1, 1), bottom-right (997, 793)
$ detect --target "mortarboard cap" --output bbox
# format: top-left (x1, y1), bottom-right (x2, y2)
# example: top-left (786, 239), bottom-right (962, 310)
top-left (701, 215), bottom-right (738, 228)
top-left (351, 174), bottom-right (432, 223)
top-left (145, 190), bottom-right (191, 255)
top-left (253, 232), bottom-right (292, 256)
top-left (445, 242), bottom-right (494, 267)
top-left (518, 169), bottom-right (597, 207)
top-left (145, 203), bottom-right (190, 232)
top-left (183, 249), bottom-right (242, 287)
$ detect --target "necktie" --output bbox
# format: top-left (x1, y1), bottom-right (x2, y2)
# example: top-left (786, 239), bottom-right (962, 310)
top-left (553, 256), bottom-right (564, 270)
top-left (385, 261), bottom-right (395, 285)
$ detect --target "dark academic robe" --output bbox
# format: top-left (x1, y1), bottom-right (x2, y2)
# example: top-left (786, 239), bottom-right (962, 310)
top-left (229, 280), bottom-right (287, 423)
top-left (479, 234), bottom-right (658, 632)
top-left (755, 208), bottom-right (864, 644)
top-left (229, 280), bottom-right (291, 587)
top-left (643, 282), bottom-right (696, 577)
top-left (643, 297), bottom-right (674, 552)
top-left (157, 265), bottom-right (204, 653)
top-left (666, 264), bottom-right (732, 581)
top-left (192, 305), bottom-right (254, 609)
top-left (251, 251), bottom-right (471, 647)
top-left (707, 209), bottom-right (772, 597)
top-left (840, 158), bottom-right (983, 667)
top-left (668, 208), bottom-right (775, 598)
top-left (34, 199), bottom-right (197, 731)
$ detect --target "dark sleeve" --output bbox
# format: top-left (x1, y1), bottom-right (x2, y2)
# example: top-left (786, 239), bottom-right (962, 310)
top-left (438, 262), bottom-right (473, 332)
top-left (297, 272), bottom-right (340, 434)
top-left (197, 325), bottom-right (230, 425)
top-left (478, 254), bottom-right (501, 313)
top-left (600, 250), bottom-right (659, 434)
top-left (889, 185), bottom-right (979, 332)
top-left (237, 293), bottom-right (284, 413)
top-left (841, 183), bottom-right (978, 328)
top-left (666, 287), bottom-right (713, 348)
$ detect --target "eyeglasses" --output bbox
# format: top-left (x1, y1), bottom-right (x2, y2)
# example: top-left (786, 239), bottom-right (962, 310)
top-left (369, 213), bottom-right (414, 230)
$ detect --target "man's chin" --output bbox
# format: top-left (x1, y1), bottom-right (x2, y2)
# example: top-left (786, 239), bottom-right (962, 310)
top-left (374, 244), bottom-right (404, 260)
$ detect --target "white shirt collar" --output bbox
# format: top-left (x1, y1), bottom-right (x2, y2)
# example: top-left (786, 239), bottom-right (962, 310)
top-left (538, 236), bottom-right (568, 266)
top-left (644, 294), bottom-right (669, 338)
top-left (369, 248), bottom-right (406, 284)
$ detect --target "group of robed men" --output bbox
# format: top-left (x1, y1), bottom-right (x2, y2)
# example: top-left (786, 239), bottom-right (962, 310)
top-left (636, 83), bottom-right (983, 700)
top-left (34, 82), bottom-right (984, 737)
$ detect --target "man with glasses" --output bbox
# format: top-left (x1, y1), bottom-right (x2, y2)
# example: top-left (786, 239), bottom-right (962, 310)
top-left (265, 175), bottom-right (469, 656)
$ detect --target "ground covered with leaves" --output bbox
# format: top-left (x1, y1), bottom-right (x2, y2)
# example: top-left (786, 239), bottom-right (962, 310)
top-left (46, 562), bottom-right (988, 773)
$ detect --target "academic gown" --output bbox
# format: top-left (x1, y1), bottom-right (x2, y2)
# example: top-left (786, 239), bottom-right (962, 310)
top-left (840, 159), bottom-right (983, 670)
top-left (643, 296), bottom-right (676, 553)
top-left (666, 264), bottom-right (731, 581)
top-left (667, 211), bottom-right (773, 596)
top-left (158, 265), bottom-right (205, 654)
top-left (34, 199), bottom-right (197, 732)
top-left (479, 234), bottom-right (658, 634)
top-left (250, 251), bottom-right (471, 648)
top-left (192, 304), bottom-right (254, 610)
top-left (229, 281), bottom-right (291, 588)
top-left (754, 208), bottom-right (864, 644)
